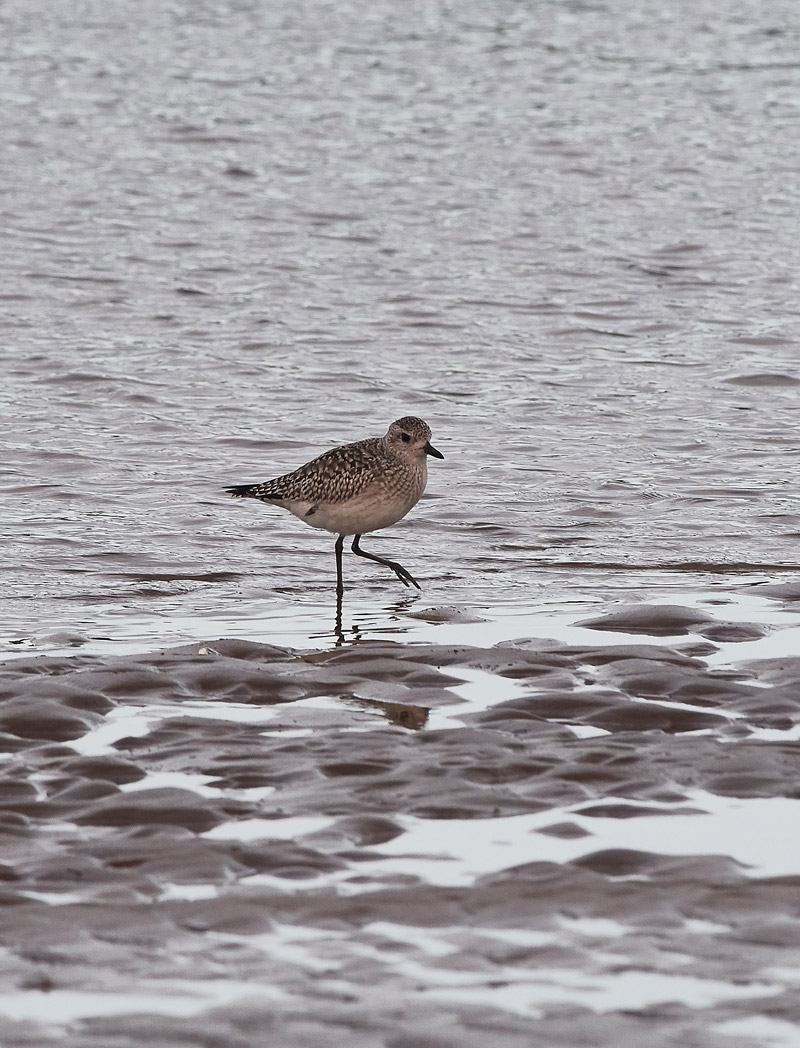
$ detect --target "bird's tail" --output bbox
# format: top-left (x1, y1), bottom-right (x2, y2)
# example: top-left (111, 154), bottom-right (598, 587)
top-left (225, 483), bottom-right (259, 498)
top-left (225, 482), bottom-right (283, 500)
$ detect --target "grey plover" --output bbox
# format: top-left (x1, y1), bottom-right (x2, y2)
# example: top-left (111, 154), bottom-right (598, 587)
top-left (226, 416), bottom-right (443, 594)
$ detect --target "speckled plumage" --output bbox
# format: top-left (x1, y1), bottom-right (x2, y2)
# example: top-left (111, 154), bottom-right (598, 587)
top-left (243, 433), bottom-right (418, 506)
top-left (226, 416), bottom-right (443, 593)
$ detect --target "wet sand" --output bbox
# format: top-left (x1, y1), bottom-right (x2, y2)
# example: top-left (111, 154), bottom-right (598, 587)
top-left (2, 598), bottom-right (800, 1047)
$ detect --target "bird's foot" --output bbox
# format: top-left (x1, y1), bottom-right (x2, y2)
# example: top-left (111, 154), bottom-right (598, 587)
top-left (389, 561), bottom-right (422, 590)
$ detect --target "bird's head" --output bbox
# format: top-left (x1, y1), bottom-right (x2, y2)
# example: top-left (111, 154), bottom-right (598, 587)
top-left (385, 416), bottom-right (444, 462)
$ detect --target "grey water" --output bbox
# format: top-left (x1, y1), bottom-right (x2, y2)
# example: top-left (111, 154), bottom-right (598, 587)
top-left (3, 0), bottom-right (800, 652)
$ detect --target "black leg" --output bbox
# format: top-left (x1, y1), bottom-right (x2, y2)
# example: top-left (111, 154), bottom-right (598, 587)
top-left (351, 534), bottom-right (421, 590)
top-left (334, 534), bottom-right (345, 599)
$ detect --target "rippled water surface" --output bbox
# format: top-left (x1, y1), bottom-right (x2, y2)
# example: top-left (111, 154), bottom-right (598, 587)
top-left (3, 2), bottom-right (800, 1045)
top-left (4, 0), bottom-right (800, 650)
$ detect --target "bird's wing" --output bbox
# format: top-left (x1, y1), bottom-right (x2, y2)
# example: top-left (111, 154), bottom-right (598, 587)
top-left (233, 438), bottom-right (383, 504)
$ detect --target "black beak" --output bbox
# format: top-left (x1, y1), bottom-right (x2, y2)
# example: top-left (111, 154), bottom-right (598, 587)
top-left (424, 441), bottom-right (444, 459)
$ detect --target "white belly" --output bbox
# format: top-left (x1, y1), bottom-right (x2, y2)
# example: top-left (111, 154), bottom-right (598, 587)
top-left (282, 489), bottom-right (421, 535)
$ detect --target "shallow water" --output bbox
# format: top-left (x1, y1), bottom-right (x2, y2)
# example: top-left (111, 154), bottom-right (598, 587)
top-left (4, 0), bottom-right (800, 645)
top-left (3, 0), bottom-right (800, 1045)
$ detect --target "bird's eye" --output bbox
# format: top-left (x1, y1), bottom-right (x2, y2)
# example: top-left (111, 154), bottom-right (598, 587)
top-left (401, 432), bottom-right (411, 443)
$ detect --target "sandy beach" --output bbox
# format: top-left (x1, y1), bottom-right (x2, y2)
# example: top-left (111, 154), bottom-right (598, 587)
top-left (3, 591), bottom-right (800, 1046)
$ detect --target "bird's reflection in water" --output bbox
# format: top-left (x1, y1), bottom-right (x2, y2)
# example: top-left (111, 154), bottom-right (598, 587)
top-left (324, 592), bottom-right (430, 728)
top-left (341, 695), bottom-right (429, 731)
top-left (334, 591), bottom-right (345, 646)
top-left (331, 590), bottom-right (420, 647)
